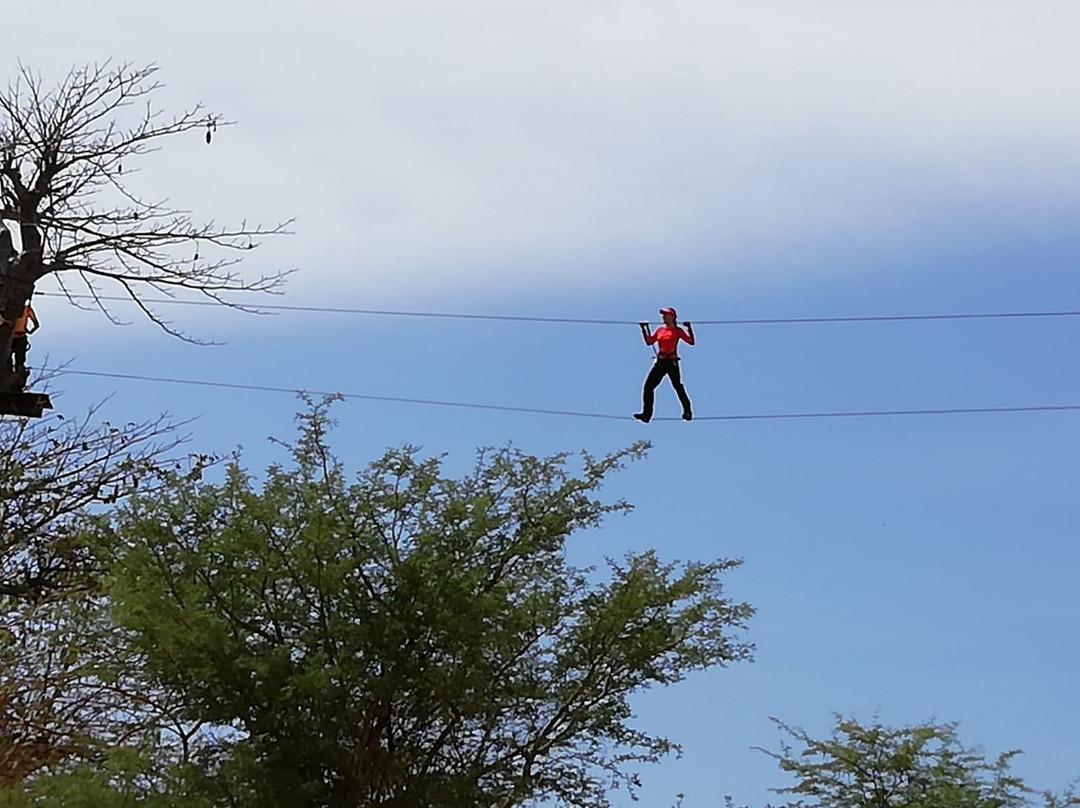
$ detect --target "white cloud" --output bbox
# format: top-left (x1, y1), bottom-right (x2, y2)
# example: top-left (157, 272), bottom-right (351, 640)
top-left (9, 0), bottom-right (1080, 316)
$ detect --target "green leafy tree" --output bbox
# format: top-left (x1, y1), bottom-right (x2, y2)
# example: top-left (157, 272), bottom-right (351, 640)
top-left (94, 399), bottom-right (754, 808)
top-left (733, 715), bottom-right (1078, 808)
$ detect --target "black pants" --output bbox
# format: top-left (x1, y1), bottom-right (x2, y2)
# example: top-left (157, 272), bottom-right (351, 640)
top-left (10, 336), bottom-right (28, 371)
top-left (640, 358), bottom-right (692, 418)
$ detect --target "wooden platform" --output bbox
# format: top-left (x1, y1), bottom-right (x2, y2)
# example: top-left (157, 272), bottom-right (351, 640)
top-left (0, 392), bottom-right (54, 418)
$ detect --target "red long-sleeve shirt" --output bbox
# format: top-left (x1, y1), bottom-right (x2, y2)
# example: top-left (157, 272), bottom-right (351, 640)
top-left (644, 325), bottom-right (694, 359)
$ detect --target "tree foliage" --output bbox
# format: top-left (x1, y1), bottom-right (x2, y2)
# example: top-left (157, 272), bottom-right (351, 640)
top-left (737, 715), bottom-right (1079, 808)
top-left (0, 584), bottom-right (213, 807)
top-left (93, 399), bottom-right (755, 808)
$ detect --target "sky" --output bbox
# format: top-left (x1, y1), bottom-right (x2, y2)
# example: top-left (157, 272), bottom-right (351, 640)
top-left (5, 2), bottom-right (1080, 805)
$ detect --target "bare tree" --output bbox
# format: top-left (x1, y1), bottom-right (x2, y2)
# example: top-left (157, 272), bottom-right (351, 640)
top-left (0, 395), bottom-right (215, 789)
top-left (0, 590), bottom-right (210, 791)
top-left (0, 396), bottom-right (205, 602)
top-left (0, 61), bottom-right (291, 403)
top-left (0, 598), bottom-right (116, 788)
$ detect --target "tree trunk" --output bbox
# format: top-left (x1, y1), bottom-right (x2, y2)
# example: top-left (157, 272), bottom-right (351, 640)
top-left (0, 220), bottom-right (52, 415)
top-left (0, 221), bottom-right (43, 394)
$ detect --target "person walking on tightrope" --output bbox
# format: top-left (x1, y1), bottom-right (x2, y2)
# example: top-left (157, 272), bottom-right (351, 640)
top-left (9, 299), bottom-right (39, 374)
top-left (634, 307), bottom-right (694, 423)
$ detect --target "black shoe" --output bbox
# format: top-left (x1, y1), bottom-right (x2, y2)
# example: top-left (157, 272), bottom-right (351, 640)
top-left (682, 411), bottom-right (693, 421)
top-left (633, 412), bottom-right (651, 423)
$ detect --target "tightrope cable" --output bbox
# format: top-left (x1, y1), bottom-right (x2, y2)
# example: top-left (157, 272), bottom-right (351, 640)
top-left (63, 370), bottom-right (626, 420)
top-left (61, 369), bottom-right (1080, 423)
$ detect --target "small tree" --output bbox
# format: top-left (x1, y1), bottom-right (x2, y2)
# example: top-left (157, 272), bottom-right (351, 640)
top-left (0, 582), bottom-right (216, 806)
top-left (0, 61), bottom-right (290, 395)
top-left (97, 400), bottom-right (755, 808)
top-left (0, 401), bottom-right (197, 602)
top-left (737, 715), bottom-right (1079, 808)
top-left (0, 403), bottom-right (209, 791)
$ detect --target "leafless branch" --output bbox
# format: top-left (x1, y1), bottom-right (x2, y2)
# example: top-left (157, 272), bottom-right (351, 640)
top-left (0, 60), bottom-right (292, 354)
top-left (0, 397), bottom-right (205, 602)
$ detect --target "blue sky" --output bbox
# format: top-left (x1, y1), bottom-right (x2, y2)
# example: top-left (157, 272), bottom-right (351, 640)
top-left (8, 2), bottom-right (1080, 805)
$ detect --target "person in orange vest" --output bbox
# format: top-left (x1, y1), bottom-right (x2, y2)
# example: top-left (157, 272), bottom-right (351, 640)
top-left (10, 300), bottom-right (39, 373)
top-left (634, 307), bottom-right (695, 423)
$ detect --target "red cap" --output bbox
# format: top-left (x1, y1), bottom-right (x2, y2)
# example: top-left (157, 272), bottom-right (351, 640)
top-left (659, 307), bottom-right (677, 318)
